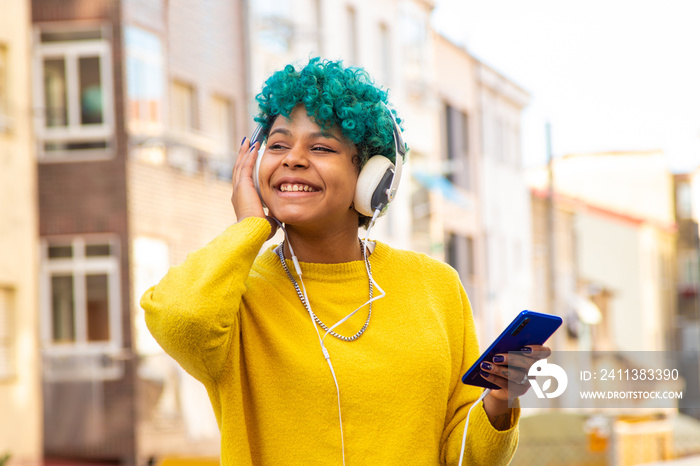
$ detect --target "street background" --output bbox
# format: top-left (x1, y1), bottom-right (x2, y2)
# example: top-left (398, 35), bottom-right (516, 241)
top-left (1, 0), bottom-right (700, 465)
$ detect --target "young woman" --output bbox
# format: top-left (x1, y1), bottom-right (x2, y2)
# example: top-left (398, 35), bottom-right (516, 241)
top-left (142, 57), bottom-right (549, 465)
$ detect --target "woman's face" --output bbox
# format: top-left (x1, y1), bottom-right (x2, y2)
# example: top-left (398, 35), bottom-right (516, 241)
top-left (258, 105), bottom-right (360, 232)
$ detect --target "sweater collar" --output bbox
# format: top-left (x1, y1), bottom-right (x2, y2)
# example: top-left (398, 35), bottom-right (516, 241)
top-left (255, 240), bottom-right (388, 282)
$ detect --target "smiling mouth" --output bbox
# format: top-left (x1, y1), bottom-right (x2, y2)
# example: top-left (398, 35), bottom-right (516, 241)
top-left (279, 183), bottom-right (318, 192)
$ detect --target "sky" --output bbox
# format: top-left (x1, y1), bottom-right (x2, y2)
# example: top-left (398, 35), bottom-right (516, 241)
top-left (431, 0), bottom-right (700, 171)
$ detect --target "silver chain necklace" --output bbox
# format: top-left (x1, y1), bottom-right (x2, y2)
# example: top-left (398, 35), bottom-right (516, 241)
top-left (277, 241), bottom-right (373, 342)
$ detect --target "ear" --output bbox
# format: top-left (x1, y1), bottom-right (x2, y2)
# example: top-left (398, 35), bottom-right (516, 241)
top-left (351, 154), bottom-right (362, 170)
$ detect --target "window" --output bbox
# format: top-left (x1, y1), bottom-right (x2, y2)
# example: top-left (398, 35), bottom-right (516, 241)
top-left (680, 253), bottom-right (699, 287)
top-left (169, 81), bottom-right (198, 173)
top-left (209, 95), bottom-right (234, 179)
top-left (133, 237), bottom-right (169, 355)
top-left (445, 233), bottom-right (475, 279)
top-left (677, 182), bottom-right (692, 219)
top-left (210, 96), bottom-right (233, 155)
top-left (125, 26), bottom-right (164, 134)
top-left (378, 23), bottom-right (392, 86)
top-left (314, 0), bottom-right (324, 55)
top-left (253, 0), bottom-right (293, 53)
top-left (0, 287), bottom-right (15, 380)
top-left (41, 236), bottom-right (122, 352)
top-left (0, 44), bottom-right (9, 132)
top-left (35, 26), bottom-right (114, 158)
top-left (445, 103), bottom-right (470, 190)
top-left (411, 183), bottom-right (430, 235)
top-left (346, 6), bottom-right (358, 64)
top-left (465, 237), bottom-right (475, 276)
top-left (445, 233), bottom-right (458, 270)
top-left (400, 5), bottom-right (428, 87)
top-left (171, 81), bottom-right (195, 132)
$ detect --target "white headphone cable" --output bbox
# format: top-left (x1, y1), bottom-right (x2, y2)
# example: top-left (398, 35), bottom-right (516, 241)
top-left (272, 209), bottom-right (387, 466)
top-left (457, 388), bottom-right (492, 466)
top-left (272, 218), bottom-right (347, 465)
top-left (322, 208), bottom-right (385, 343)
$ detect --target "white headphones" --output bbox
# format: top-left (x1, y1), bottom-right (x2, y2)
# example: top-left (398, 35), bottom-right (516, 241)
top-left (251, 102), bottom-right (405, 217)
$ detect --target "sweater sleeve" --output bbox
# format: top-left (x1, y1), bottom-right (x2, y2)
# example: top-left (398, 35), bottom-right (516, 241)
top-left (141, 217), bottom-right (271, 385)
top-left (441, 284), bottom-right (520, 465)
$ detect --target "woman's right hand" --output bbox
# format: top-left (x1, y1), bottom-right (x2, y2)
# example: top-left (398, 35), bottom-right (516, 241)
top-left (231, 138), bottom-right (278, 239)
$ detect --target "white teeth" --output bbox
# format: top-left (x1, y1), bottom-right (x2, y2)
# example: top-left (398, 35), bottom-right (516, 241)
top-left (280, 184), bottom-right (316, 192)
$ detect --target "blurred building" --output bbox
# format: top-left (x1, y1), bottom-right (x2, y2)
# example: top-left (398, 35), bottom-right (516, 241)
top-left (432, 33), bottom-right (532, 343)
top-left (474, 61), bottom-right (532, 342)
top-left (673, 171), bottom-right (700, 419)
top-left (530, 182), bottom-right (579, 351)
top-left (29, 0), bottom-right (535, 463)
top-left (32, 0), bottom-right (247, 463)
top-left (674, 171), bottom-right (700, 350)
top-left (0, 0), bottom-right (42, 464)
top-left (528, 151), bottom-right (677, 352)
top-left (432, 32), bottom-right (534, 344)
top-left (431, 33), bottom-right (483, 317)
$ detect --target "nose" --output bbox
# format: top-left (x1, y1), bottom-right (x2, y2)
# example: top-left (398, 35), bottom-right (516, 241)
top-left (282, 143), bottom-right (309, 169)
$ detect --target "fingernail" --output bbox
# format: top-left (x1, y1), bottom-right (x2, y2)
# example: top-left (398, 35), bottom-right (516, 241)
top-left (480, 370), bottom-right (490, 378)
top-left (493, 355), bottom-right (505, 363)
top-left (481, 362), bottom-right (492, 370)
top-left (520, 347), bottom-right (532, 353)
top-left (249, 143), bottom-right (256, 152)
top-left (241, 137), bottom-right (246, 146)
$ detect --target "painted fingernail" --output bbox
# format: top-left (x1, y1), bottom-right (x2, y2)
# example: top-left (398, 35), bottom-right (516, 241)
top-left (493, 355), bottom-right (505, 363)
top-left (249, 143), bottom-right (256, 152)
top-left (520, 347), bottom-right (532, 353)
top-left (481, 362), bottom-right (492, 370)
top-left (241, 137), bottom-right (246, 146)
top-left (480, 370), bottom-right (490, 378)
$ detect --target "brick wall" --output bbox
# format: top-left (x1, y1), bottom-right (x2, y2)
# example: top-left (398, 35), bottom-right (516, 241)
top-left (127, 160), bottom-right (236, 266)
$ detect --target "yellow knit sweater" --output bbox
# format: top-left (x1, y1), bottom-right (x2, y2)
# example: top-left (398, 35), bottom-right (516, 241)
top-left (142, 217), bottom-right (519, 465)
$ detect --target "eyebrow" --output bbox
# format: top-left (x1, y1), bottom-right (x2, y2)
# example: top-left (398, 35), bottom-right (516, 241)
top-left (269, 127), bottom-right (340, 141)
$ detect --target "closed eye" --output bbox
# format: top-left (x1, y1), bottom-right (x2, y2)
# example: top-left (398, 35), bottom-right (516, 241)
top-left (312, 145), bottom-right (336, 153)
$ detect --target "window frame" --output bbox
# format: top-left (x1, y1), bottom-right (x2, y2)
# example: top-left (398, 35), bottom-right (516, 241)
top-left (125, 25), bottom-right (165, 135)
top-left (40, 235), bottom-right (123, 357)
top-left (33, 25), bottom-right (115, 161)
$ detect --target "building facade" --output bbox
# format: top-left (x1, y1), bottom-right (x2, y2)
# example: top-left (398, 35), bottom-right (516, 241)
top-left (0, 0), bottom-right (42, 464)
top-left (32, 0), bottom-right (248, 463)
top-left (30, 0), bottom-right (537, 462)
top-left (475, 62), bottom-right (532, 342)
top-left (528, 151), bottom-right (677, 352)
top-left (431, 32), bottom-right (484, 332)
top-left (674, 171), bottom-right (700, 419)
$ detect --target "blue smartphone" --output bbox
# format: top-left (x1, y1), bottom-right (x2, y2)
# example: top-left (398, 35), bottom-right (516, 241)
top-left (461, 310), bottom-right (562, 389)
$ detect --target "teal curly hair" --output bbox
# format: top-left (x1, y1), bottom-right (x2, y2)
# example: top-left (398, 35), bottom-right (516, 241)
top-left (254, 57), bottom-right (405, 167)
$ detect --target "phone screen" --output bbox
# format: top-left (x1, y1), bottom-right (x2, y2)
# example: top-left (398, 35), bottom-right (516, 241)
top-left (461, 310), bottom-right (562, 389)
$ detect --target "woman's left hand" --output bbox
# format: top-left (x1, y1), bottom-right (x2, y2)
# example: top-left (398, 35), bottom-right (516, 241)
top-left (479, 345), bottom-right (552, 401)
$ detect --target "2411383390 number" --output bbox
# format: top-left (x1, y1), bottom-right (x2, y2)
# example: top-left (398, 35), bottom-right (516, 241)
top-left (599, 368), bottom-right (679, 381)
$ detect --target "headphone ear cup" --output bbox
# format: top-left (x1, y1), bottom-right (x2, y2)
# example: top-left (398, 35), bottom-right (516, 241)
top-left (253, 146), bottom-right (267, 208)
top-left (354, 155), bottom-right (395, 217)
